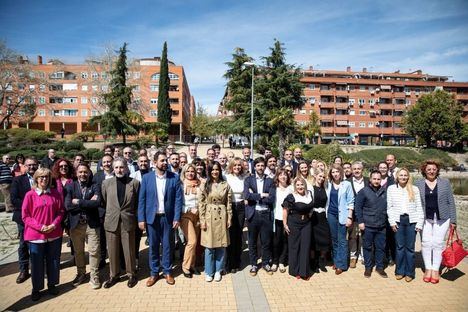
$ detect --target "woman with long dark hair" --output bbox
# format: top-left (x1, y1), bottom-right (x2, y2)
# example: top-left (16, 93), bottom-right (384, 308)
top-left (199, 161), bottom-right (232, 282)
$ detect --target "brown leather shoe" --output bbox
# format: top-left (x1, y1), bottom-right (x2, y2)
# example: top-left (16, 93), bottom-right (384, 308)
top-left (335, 268), bottom-right (343, 275)
top-left (146, 275), bottom-right (159, 287)
top-left (164, 274), bottom-right (175, 285)
top-left (16, 271), bottom-right (30, 284)
top-left (349, 259), bottom-right (357, 269)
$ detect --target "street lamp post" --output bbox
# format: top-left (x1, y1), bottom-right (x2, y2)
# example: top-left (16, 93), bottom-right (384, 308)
top-left (244, 62), bottom-right (255, 159)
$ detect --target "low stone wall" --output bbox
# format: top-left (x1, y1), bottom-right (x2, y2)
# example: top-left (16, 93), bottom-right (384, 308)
top-left (455, 195), bottom-right (468, 244)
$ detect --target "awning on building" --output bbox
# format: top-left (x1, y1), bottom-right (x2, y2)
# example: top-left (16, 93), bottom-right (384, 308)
top-left (380, 85), bottom-right (391, 90)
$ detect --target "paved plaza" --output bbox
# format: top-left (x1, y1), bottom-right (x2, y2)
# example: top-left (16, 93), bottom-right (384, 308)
top-left (0, 224), bottom-right (467, 312)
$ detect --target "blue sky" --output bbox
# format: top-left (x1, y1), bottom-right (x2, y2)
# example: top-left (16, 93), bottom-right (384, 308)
top-left (1, 0), bottom-right (468, 114)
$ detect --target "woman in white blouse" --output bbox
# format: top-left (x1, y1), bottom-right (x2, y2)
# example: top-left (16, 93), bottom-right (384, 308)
top-left (387, 168), bottom-right (424, 282)
top-left (180, 164), bottom-right (202, 278)
top-left (225, 157), bottom-right (247, 273)
top-left (272, 168), bottom-right (293, 273)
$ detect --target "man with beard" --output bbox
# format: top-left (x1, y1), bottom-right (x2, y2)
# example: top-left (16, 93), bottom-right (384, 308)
top-left (138, 152), bottom-right (183, 286)
top-left (101, 159), bottom-right (139, 288)
top-left (264, 155), bottom-right (277, 179)
top-left (168, 153), bottom-right (182, 175)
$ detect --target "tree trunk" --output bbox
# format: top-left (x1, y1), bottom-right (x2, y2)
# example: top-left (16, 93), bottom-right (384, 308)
top-left (278, 131), bottom-right (287, 158)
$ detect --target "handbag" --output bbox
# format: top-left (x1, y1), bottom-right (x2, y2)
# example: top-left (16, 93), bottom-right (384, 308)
top-left (442, 227), bottom-right (468, 269)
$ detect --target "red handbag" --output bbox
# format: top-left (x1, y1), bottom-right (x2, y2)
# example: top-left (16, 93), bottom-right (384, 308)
top-left (442, 227), bottom-right (468, 269)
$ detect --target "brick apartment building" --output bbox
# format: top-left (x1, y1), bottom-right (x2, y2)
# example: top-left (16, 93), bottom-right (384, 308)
top-left (218, 67), bottom-right (468, 145)
top-left (7, 55), bottom-right (196, 142)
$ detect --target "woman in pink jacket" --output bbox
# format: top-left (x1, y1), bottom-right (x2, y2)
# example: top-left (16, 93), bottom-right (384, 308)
top-left (22, 168), bottom-right (65, 301)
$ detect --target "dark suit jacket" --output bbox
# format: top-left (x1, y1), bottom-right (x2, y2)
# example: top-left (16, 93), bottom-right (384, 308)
top-left (415, 177), bottom-right (456, 223)
top-left (10, 174), bottom-right (32, 224)
top-left (138, 171), bottom-right (183, 225)
top-left (92, 170), bottom-right (113, 219)
top-left (355, 185), bottom-right (387, 228)
top-left (64, 180), bottom-right (101, 229)
top-left (243, 175), bottom-right (276, 221)
top-left (101, 176), bottom-right (139, 232)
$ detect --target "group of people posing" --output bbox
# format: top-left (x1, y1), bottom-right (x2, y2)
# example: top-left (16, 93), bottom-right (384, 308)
top-left (1, 144), bottom-right (457, 302)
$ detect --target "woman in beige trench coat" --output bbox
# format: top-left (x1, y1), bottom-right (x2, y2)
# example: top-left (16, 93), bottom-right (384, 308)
top-left (199, 161), bottom-right (232, 282)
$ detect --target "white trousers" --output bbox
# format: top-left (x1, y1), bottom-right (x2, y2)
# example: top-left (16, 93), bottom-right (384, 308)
top-left (421, 216), bottom-right (450, 271)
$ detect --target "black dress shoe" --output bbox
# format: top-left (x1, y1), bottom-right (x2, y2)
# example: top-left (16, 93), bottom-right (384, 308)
top-left (16, 271), bottom-right (30, 284)
top-left (48, 286), bottom-right (59, 296)
top-left (190, 268), bottom-right (201, 275)
top-left (31, 291), bottom-right (41, 301)
top-left (103, 276), bottom-right (120, 289)
top-left (127, 276), bottom-right (138, 288)
top-left (183, 271), bottom-right (193, 278)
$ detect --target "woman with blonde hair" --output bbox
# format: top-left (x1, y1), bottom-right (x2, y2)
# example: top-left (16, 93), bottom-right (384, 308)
top-left (180, 164), bottom-right (202, 278)
top-left (22, 168), bottom-right (65, 301)
top-left (225, 157), bottom-right (247, 273)
top-left (296, 161), bottom-right (314, 191)
top-left (387, 168), bottom-right (424, 282)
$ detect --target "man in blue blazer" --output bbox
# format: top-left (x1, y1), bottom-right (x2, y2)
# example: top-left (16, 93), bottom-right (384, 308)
top-left (244, 157), bottom-right (276, 276)
top-left (138, 151), bottom-right (183, 286)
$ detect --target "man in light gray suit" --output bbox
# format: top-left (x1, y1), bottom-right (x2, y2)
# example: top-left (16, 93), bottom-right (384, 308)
top-left (101, 158), bottom-right (140, 288)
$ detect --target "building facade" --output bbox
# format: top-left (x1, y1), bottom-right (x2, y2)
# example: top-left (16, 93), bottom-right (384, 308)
top-left (219, 67), bottom-right (468, 145)
top-left (8, 56), bottom-right (195, 142)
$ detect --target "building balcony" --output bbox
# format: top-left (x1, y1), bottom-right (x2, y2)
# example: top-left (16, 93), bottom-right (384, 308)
top-left (335, 103), bottom-right (349, 110)
top-left (335, 90), bottom-right (349, 96)
top-left (393, 92), bottom-right (406, 98)
top-left (456, 94), bottom-right (468, 100)
top-left (394, 104), bottom-right (406, 111)
top-left (334, 127), bottom-right (349, 134)
top-left (320, 89), bottom-right (335, 96)
top-left (377, 91), bottom-right (393, 98)
top-left (319, 101), bottom-right (335, 108)
top-left (379, 115), bottom-right (394, 121)
top-left (321, 127), bottom-right (334, 134)
top-left (378, 103), bottom-right (394, 110)
top-left (320, 115), bottom-right (334, 121)
top-left (335, 115), bottom-right (349, 121)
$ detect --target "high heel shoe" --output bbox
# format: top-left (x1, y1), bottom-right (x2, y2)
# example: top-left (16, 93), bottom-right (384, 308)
top-left (423, 276), bottom-right (431, 283)
top-left (430, 277), bottom-right (439, 284)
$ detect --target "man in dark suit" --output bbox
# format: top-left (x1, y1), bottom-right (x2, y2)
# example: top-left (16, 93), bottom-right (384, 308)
top-left (377, 161), bottom-right (395, 266)
top-left (244, 157), bottom-right (276, 276)
top-left (40, 149), bottom-right (57, 169)
top-left (280, 149), bottom-right (298, 178)
top-left (92, 154), bottom-right (114, 269)
top-left (10, 156), bottom-right (38, 284)
top-left (138, 151), bottom-right (183, 286)
top-left (65, 163), bottom-right (102, 289)
top-left (242, 147), bottom-right (254, 174)
top-left (347, 161), bottom-right (369, 268)
top-left (101, 159), bottom-right (140, 289)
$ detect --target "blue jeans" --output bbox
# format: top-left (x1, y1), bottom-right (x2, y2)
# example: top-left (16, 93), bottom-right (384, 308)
top-left (327, 214), bottom-right (348, 270)
top-left (29, 238), bottom-right (62, 291)
top-left (395, 214), bottom-right (417, 278)
top-left (17, 223), bottom-right (30, 273)
top-left (147, 215), bottom-right (174, 276)
top-left (204, 248), bottom-right (225, 277)
top-left (362, 226), bottom-right (386, 270)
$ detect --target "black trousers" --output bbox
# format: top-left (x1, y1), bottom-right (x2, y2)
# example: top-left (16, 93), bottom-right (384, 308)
top-left (272, 220), bottom-right (288, 266)
top-left (247, 211), bottom-right (272, 267)
top-left (385, 221), bottom-right (396, 262)
top-left (288, 215), bottom-right (311, 278)
top-left (227, 202), bottom-right (245, 270)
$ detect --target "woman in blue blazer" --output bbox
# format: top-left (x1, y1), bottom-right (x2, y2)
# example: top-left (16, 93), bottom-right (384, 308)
top-left (326, 164), bottom-right (355, 274)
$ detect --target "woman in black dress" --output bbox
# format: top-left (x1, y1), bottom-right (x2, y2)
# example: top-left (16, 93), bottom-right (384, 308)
top-left (311, 168), bottom-right (331, 272)
top-left (283, 177), bottom-right (314, 280)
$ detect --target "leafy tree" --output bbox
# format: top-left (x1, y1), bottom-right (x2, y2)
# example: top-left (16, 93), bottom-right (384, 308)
top-left (157, 42), bottom-right (172, 133)
top-left (190, 104), bottom-right (214, 143)
top-left (223, 47), bottom-right (254, 138)
top-left (212, 117), bottom-right (235, 148)
top-left (256, 39), bottom-right (305, 156)
top-left (0, 41), bottom-right (39, 127)
top-left (141, 122), bottom-right (168, 147)
top-left (403, 90), bottom-right (465, 149)
top-left (89, 43), bottom-right (141, 144)
top-left (302, 110), bottom-right (321, 144)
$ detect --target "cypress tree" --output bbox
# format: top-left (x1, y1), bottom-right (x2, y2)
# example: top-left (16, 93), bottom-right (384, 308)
top-left (157, 42), bottom-right (172, 135)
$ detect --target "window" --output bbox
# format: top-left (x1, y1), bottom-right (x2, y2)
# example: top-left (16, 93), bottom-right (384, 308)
top-left (348, 98), bottom-right (355, 105)
top-left (81, 97), bottom-right (88, 104)
top-left (52, 110), bottom-right (61, 116)
top-left (359, 122), bottom-right (366, 128)
top-left (308, 84), bottom-right (315, 90)
top-left (150, 98), bottom-right (158, 104)
top-left (63, 97), bottom-right (77, 103)
top-left (348, 122), bottom-right (355, 127)
top-left (358, 98), bottom-right (365, 105)
top-left (300, 109), bottom-right (306, 115)
top-left (38, 72), bottom-right (45, 78)
top-left (151, 73), bottom-right (160, 81)
top-left (369, 98), bottom-right (375, 105)
top-left (405, 99), bottom-right (411, 105)
top-left (81, 72), bottom-right (88, 79)
top-left (349, 110), bottom-right (355, 115)
top-left (101, 85), bottom-right (108, 92)
top-left (134, 85), bottom-right (140, 92)
top-left (169, 73), bottom-right (179, 80)
top-left (91, 97), bottom-right (98, 104)
top-left (359, 85), bottom-right (366, 91)
top-left (81, 109), bottom-right (88, 117)
top-left (49, 71), bottom-right (64, 79)
top-left (63, 83), bottom-right (78, 91)
top-left (82, 85), bottom-right (88, 91)
top-left (38, 109), bottom-right (46, 117)
top-left (133, 72), bottom-right (140, 79)
top-left (92, 72), bottom-right (99, 79)
top-left (63, 109), bottom-right (78, 116)
top-left (39, 84), bottom-right (46, 91)
top-left (29, 85), bottom-right (35, 91)
top-left (368, 122), bottom-right (374, 128)
top-left (91, 110), bottom-right (99, 116)
top-left (101, 72), bottom-right (107, 79)
top-left (18, 83), bottom-right (25, 90)
top-left (309, 97), bottom-right (316, 104)
top-left (92, 85), bottom-right (98, 91)
top-left (150, 110), bottom-right (158, 117)
top-left (39, 97), bottom-right (46, 104)
top-left (172, 110), bottom-right (179, 116)
top-left (359, 110), bottom-right (366, 116)
top-left (50, 97), bottom-right (63, 104)
top-left (150, 84), bottom-right (159, 92)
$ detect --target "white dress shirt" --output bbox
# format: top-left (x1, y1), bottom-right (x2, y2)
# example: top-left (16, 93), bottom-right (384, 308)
top-left (155, 172), bottom-right (167, 214)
